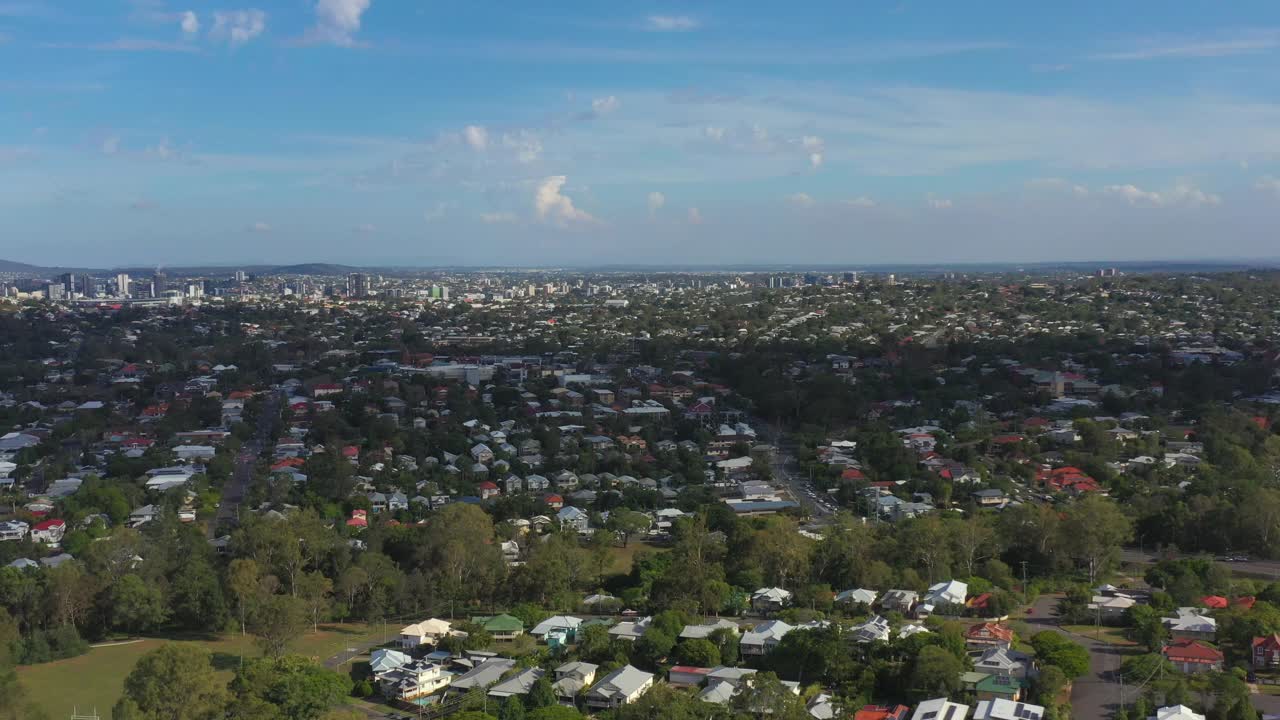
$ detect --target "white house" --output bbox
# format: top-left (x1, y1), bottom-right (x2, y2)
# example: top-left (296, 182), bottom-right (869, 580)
top-left (557, 506), bottom-right (590, 534)
top-left (836, 588), bottom-right (878, 607)
top-left (553, 662), bottom-right (598, 704)
top-left (851, 615), bottom-right (892, 644)
top-left (0, 521), bottom-right (29, 542)
top-left (531, 615), bottom-right (583, 640)
top-left (399, 619), bottom-right (453, 648)
top-left (973, 699), bottom-right (1044, 720)
top-left (31, 519), bottom-right (66, 544)
top-left (679, 619), bottom-right (739, 640)
top-left (740, 620), bottom-right (794, 656)
top-left (924, 580), bottom-right (968, 608)
top-left (751, 587), bottom-right (794, 612)
top-left (1148, 707), bottom-right (1205, 720)
top-left (1163, 608), bottom-right (1217, 641)
top-left (584, 665), bottom-right (654, 709)
top-left (911, 697), bottom-right (970, 720)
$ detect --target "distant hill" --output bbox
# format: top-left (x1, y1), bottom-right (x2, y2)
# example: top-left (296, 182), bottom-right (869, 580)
top-left (264, 263), bottom-right (361, 275)
top-left (0, 259), bottom-right (52, 273)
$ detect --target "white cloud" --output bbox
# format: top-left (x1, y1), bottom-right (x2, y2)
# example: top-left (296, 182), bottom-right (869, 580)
top-left (1092, 30), bottom-right (1280, 61)
top-left (801, 135), bottom-right (823, 150)
top-left (146, 137), bottom-right (178, 160)
top-left (534, 175), bottom-right (596, 226)
top-left (1256, 175), bottom-right (1280, 197)
top-left (751, 124), bottom-right (769, 143)
top-left (591, 95), bottom-right (621, 115)
top-left (928, 197), bottom-right (953, 209)
top-left (645, 15), bottom-right (699, 32)
top-left (788, 192), bottom-right (816, 208)
top-left (248, 221), bottom-right (271, 232)
top-left (703, 126), bottom-right (725, 142)
top-left (180, 10), bottom-right (199, 36)
top-left (211, 9), bottom-right (266, 47)
top-left (101, 136), bottom-right (120, 155)
top-left (647, 191), bottom-right (665, 216)
top-left (480, 211), bottom-right (518, 224)
top-left (306, 0), bottom-right (371, 47)
top-left (688, 207), bottom-right (703, 224)
top-left (844, 196), bottom-right (876, 207)
top-left (1103, 181), bottom-right (1221, 208)
top-left (463, 125), bottom-right (489, 151)
top-left (809, 152), bottom-right (824, 169)
top-left (500, 130), bottom-right (541, 163)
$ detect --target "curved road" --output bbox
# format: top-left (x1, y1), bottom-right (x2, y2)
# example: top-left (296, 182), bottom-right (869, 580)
top-left (1026, 594), bottom-right (1130, 720)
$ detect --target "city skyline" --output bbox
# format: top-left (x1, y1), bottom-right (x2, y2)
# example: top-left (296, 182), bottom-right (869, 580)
top-left (4, 1), bottom-right (1280, 266)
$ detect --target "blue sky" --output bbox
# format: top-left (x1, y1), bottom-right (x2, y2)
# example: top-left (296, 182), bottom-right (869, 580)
top-left (3, 0), bottom-right (1280, 267)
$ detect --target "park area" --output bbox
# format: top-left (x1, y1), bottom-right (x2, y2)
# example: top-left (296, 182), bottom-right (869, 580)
top-left (16, 623), bottom-right (387, 718)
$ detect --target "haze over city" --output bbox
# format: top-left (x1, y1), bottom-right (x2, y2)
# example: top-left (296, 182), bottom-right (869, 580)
top-left (4, 0), bottom-right (1280, 266)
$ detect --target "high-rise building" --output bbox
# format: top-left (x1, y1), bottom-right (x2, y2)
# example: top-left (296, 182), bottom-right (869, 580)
top-left (59, 273), bottom-right (76, 295)
top-left (45, 283), bottom-right (65, 300)
top-left (234, 270), bottom-right (247, 283)
top-left (153, 271), bottom-right (167, 297)
top-left (115, 273), bottom-right (131, 297)
top-left (346, 273), bottom-right (371, 297)
top-left (79, 274), bottom-right (96, 298)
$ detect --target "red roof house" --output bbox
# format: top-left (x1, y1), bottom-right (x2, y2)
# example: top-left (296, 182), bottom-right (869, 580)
top-left (854, 706), bottom-right (910, 720)
top-left (1163, 639), bottom-right (1223, 673)
top-left (1253, 635), bottom-right (1280, 669)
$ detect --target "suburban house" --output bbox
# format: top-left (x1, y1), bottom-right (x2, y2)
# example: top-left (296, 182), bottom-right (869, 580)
top-left (369, 649), bottom-right (411, 675)
top-left (609, 617), bottom-right (652, 642)
top-left (1088, 593), bottom-right (1137, 622)
top-left (973, 647), bottom-right (1035, 680)
top-left (974, 674), bottom-right (1026, 702)
top-left (740, 620), bottom-right (795, 656)
top-left (30, 518), bottom-right (66, 544)
top-left (1162, 640), bottom-right (1224, 674)
top-left (0, 520), bottom-right (28, 542)
top-left (1253, 635), bottom-right (1280, 670)
top-left (836, 588), bottom-right (878, 607)
top-left (911, 697), bottom-right (970, 720)
top-left (449, 658), bottom-right (518, 695)
top-left (853, 705), bottom-right (910, 720)
top-left (668, 666), bottom-right (712, 689)
top-left (880, 589), bottom-right (919, 615)
top-left (399, 619), bottom-right (453, 648)
top-left (973, 699), bottom-right (1045, 720)
top-left (751, 587), bottom-right (794, 613)
top-left (966, 623), bottom-right (1014, 651)
top-left (1149, 706), bottom-right (1205, 720)
top-left (488, 668), bottom-right (546, 700)
top-left (679, 618), bottom-right (739, 640)
top-left (376, 660), bottom-right (453, 701)
top-left (584, 665), bottom-right (654, 709)
top-left (472, 614), bottom-right (524, 640)
top-left (923, 580), bottom-right (968, 609)
top-left (531, 615), bottom-right (583, 648)
top-left (553, 662), bottom-right (597, 704)
top-left (557, 506), bottom-right (590, 534)
top-left (1163, 608), bottom-right (1216, 641)
top-left (852, 615), bottom-right (892, 644)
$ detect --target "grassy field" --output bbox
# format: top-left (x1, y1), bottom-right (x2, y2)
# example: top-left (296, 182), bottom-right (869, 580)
top-left (607, 541), bottom-right (666, 575)
top-left (17, 623), bottom-right (387, 718)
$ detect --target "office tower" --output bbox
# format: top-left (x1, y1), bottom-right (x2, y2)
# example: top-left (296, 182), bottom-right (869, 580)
top-left (346, 272), bottom-right (371, 297)
top-left (60, 273), bottom-right (76, 295)
top-left (152, 271), bottom-right (166, 297)
top-left (45, 283), bottom-right (65, 300)
top-left (79, 274), bottom-right (96, 298)
top-left (115, 273), bottom-right (131, 297)
top-left (234, 270), bottom-right (247, 283)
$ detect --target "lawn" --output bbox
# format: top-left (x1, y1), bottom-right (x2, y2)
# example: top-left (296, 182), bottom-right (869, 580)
top-left (1061, 624), bottom-right (1139, 647)
top-left (17, 623), bottom-right (388, 718)
top-left (607, 541), bottom-right (667, 575)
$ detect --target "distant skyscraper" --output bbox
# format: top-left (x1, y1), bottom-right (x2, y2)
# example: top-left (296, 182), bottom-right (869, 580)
top-left (59, 273), bottom-right (76, 295)
top-left (347, 272), bottom-right (371, 297)
top-left (234, 270), bottom-right (247, 283)
top-left (152, 271), bottom-right (167, 297)
top-left (79, 274), bottom-right (95, 298)
top-left (115, 273), bottom-right (131, 297)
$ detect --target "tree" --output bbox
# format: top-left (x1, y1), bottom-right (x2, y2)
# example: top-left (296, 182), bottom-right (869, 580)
top-left (951, 514), bottom-right (998, 577)
top-left (228, 558), bottom-right (263, 635)
top-left (170, 558), bottom-right (228, 632)
top-left (1031, 632), bottom-right (1091, 679)
top-left (910, 645), bottom-right (965, 700)
top-left (673, 638), bottom-right (720, 668)
top-left (296, 572), bottom-right (333, 634)
top-left (1126, 605), bottom-right (1169, 653)
top-left (233, 655), bottom-right (353, 720)
top-left (248, 595), bottom-right (309, 658)
top-left (499, 696), bottom-right (525, 720)
top-left (526, 708), bottom-right (582, 720)
top-left (1061, 495), bottom-right (1132, 584)
top-left (112, 644), bottom-right (228, 720)
top-left (1034, 665), bottom-right (1068, 707)
top-left (526, 675), bottom-right (557, 710)
top-left (608, 510), bottom-right (651, 548)
top-left (730, 671), bottom-right (810, 720)
top-left (112, 574), bottom-right (170, 635)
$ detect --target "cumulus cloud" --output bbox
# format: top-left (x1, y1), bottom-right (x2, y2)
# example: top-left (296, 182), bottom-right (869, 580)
top-left (534, 175), bottom-right (596, 226)
top-left (305, 0), bottom-right (371, 46)
top-left (645, 15), bottom-right (699, 32)
top-left (180, 10), bottom-right (199, 36)
top-left (1256, 175), bottom-right (1280, 197)
top-left (463, 125), bottom-right (489, 151)
top-left (703, 126), bottom-right (726, 142)
top-left (480, 211), bottom-right (518, 224)
top-left (1103, 181), bottom-right (1221, 207)
top-left (146, 137), bottom-right (178, 160)
top-left (248, 221), bottom-right (271, 233)
top-left (801, 135), bottom-right (823, 150)
top-left (788, 192), bottom-right (816, 208)
top-left (688, 207), bottom-right (703, 224)
top-left (647, 191), bottom-right (665, 216)
top-left (591, 95), bottom-right (621, 115)
top-left (928, 197), bottom-right (953, 209)
top-left (211, 9), bottom-right (266, 47)
top-left (809, 152), bottom-right (824, 169)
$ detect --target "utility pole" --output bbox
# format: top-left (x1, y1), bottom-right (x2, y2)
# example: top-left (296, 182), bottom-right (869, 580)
top-left (1020, 560), bottom-right (1029, 605)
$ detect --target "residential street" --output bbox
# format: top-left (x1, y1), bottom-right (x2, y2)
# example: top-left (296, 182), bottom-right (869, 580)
top-left (1025, 594), bottom-right (1131, 720)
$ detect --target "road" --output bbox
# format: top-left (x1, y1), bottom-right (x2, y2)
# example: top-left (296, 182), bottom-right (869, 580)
top-left (1026, 594), bottom-right (1133, 720)
top-left (210, 391), bottom-right (281, 538)
top-left (1119, 548), bottom-right (1280, 580)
